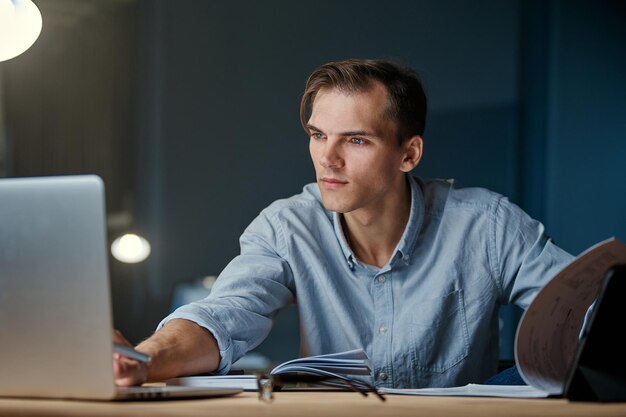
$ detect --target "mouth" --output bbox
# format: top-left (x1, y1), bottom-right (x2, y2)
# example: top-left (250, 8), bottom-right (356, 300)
top-left (319, 177), bottom-right (348, 188)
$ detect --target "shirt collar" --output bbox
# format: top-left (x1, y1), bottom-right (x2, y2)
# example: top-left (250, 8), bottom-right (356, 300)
top-left (333, 210), bottom-right (357, 268)
top-left (333, 174), bottom-right (424, 268)
top-left (396, 175), bottom-right (424, 265)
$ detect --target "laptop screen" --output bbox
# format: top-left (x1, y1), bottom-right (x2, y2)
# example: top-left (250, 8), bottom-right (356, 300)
top-left (0, 175), bottom-right (118, 399)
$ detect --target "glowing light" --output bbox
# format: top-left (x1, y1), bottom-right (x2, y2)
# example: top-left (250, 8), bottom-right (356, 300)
top-left (111, 233), bottom-right (151, 264)
top-left (0, 0), bottom-right (43, 62)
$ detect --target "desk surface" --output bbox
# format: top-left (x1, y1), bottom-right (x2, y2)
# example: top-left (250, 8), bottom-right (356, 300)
top-left (1, 391), bottom-right (626, 417)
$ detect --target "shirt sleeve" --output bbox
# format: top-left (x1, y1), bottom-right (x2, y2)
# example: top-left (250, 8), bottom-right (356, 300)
top-left (489, 195), bottom-right (574, 308)
top-left (157, 208), bottom-right (295, 374)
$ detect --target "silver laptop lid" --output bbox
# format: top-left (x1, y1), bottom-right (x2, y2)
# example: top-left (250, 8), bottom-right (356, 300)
top-left (0, 175), bottom-right (117, 399)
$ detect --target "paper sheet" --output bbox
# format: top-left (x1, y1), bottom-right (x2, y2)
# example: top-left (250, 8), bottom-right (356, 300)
top-left (515, 238), bottom-right (626, 394)
top-left (380, 384), bottom-right (550, 398)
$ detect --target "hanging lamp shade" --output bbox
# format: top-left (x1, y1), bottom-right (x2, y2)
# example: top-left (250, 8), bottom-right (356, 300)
top-left (0, 0), bottom-right (43, 62)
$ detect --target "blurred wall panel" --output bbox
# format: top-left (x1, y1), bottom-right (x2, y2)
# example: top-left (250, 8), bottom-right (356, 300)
top-left (0, 0), bottom-right (144, 341)
top-left (1, 0), bottom-right (137, 215)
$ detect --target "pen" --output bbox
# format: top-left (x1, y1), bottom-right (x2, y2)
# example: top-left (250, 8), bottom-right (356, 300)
top-left (113, 343), bottom-right (152, 363)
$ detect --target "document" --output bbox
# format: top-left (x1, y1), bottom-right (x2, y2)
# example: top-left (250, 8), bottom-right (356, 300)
top-left (380, 384), bottom-right (551, 398)
top-left (515, 237), bottom-right (626, 395)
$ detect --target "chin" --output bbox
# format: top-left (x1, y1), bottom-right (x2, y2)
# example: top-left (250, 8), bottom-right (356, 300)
top-left (320, 199), bottom-right (350, 214)
top-left (319, 188), bottom-right (356, 213)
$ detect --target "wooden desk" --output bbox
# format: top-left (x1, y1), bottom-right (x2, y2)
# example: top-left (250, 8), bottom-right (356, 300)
top-left (1, 391), bottom-right (626, 417)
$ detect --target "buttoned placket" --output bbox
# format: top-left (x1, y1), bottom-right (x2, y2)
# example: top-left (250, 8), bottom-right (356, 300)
top-left (371, 266), bottom-right (394, 388)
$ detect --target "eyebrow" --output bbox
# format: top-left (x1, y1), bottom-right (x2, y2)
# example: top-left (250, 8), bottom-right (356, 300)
top-left (306, 124), bottom-right (379, 138)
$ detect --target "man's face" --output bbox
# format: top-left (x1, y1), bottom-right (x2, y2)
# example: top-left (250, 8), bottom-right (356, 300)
top-left (307, 83), bottom-right (415, 215)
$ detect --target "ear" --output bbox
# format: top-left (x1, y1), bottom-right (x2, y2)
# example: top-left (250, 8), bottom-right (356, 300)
top-left (399, 135), bottom-right (423, 172)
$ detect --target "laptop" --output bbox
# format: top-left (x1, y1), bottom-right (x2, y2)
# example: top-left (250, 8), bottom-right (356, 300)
top-left (0, 175), bottom-right (241, 400)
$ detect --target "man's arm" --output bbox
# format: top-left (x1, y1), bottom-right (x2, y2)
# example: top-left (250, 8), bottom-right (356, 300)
top-left (113, 203), bottom-right (297, 386)
top-left (492, 195), bottom-right (574, 307)
top-left (113, 319), bottom-right (220, 386)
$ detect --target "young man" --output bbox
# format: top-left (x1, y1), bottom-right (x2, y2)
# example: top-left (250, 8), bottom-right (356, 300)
top-left (114, 59), bottom-right (573, 389)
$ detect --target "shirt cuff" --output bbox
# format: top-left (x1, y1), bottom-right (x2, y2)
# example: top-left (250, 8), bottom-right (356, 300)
top-left (157, 305), bottom-right (234, 375)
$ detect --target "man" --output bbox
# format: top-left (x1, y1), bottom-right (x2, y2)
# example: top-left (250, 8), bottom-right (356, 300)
top-left (114, 59), bottom-right (573, 388)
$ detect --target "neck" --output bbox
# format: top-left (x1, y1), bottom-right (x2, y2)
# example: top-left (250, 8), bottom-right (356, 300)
top-left (342, 179), bottom-right (411, 268)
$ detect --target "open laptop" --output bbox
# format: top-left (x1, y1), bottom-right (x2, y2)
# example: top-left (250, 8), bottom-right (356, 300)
top-left (0, 175), bottom-right (241, 400)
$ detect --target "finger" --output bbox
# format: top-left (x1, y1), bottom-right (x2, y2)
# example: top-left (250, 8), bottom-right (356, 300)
top-left (113, 355), bottom-right (146, 386)
top-left (112, 329), bottom-right (132, 346)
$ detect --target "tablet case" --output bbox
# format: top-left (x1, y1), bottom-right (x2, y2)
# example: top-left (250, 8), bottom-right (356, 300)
top-left (565, 264), bottom-right (626, 402)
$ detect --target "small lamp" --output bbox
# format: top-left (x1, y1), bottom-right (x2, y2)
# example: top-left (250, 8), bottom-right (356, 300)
top-left (0, 0), bottom-right (43, 62)
top-left (111, 233), bottom-right (152, 264)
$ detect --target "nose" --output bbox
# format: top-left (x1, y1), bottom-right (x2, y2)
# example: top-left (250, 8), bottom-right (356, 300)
top-left (319, 139), bottom-right (344, 169)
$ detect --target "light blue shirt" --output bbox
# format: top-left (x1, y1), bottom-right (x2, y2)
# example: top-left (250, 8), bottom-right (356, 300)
top-left (160, 175), bottom-right (573, 388)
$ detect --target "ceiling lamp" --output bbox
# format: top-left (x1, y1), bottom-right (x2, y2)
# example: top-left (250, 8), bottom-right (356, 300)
top-left (0, 0), bottom-right (43, 62)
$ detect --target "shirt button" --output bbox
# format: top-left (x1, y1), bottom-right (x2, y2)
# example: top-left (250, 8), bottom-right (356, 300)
top-left (379, 326), bottom-right (388, 334)
top-left (377, 275), bottom-right (386, 283)
top-left (378, 372), bottom-right (388, 381)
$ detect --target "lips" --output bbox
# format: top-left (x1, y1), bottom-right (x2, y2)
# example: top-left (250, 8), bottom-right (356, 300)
top-left (320, 177), bottom-right (348, 185)
top-left (319, 177), bottom-right (348, 189)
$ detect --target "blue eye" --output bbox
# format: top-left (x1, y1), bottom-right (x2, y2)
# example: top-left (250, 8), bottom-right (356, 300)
top-left (350, 137), bottom-right (365, 145)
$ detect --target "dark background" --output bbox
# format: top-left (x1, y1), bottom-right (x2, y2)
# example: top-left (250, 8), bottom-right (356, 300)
top-left (1, 0), bottom-right (625, 365)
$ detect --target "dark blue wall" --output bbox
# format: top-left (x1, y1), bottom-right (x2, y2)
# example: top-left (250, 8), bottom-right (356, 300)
top-left (127, 0), bottom-right (626, 364)
top-left (542, 1), bottom-right (626, 254)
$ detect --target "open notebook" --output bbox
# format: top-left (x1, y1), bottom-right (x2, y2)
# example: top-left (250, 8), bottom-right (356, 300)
top-left (0, 175), bottom-right (241, 400)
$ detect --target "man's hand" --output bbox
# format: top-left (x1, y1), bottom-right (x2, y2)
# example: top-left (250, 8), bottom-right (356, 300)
top-left (112, 329), bottom-right (149, 387)
top-left (112, 320), bottom-right (221, 386)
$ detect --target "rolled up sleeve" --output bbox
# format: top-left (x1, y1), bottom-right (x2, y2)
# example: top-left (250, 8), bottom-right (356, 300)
top-left (158, 209), bottom-right (295, 374)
